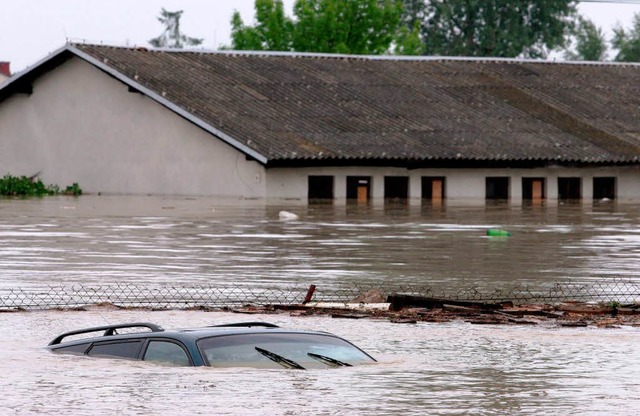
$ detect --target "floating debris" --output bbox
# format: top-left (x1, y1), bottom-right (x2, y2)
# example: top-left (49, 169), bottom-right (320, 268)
top-left (278, 210), bottom-right (299, 220)
top-left (487, 228), bottom-right (511, 237)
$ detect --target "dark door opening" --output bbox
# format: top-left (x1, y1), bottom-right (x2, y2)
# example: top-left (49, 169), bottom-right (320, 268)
top-left (522, 178), bottom-right (545, 201)
top-left (347, 176), bottom-right (371, 203)
top-left (558, 177), bottom-right (581, 200)
top-left (593, 177), bottom-right (616, 200)
top-left (308, 176), bottom-right (334, 202)
top-left (486, 177), bottom-right (509, 200)
top-left (422, 177), bottom-right (445, 201)
top-left (384, 176), bottom-right (409, 202)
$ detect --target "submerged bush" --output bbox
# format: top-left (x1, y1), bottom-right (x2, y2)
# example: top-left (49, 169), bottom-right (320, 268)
top-left (0, 174), bottom-right (82, 197)
top-left (64, 183), bottom-right (82, 196)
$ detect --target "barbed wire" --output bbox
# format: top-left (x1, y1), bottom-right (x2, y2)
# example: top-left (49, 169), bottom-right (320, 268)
top-left (1, 279), bottom-right (639, 311)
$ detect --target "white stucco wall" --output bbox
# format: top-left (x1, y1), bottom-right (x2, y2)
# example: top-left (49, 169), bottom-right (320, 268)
top-left (0, 58), bottom-right (266, 197)
top-left (267, 165), bottom-right (640, 205)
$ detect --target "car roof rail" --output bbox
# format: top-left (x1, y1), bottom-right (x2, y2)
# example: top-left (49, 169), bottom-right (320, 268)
top-left (48, 322), bottom-right (164, 345)
top-left (209, 322), bottom-right (280, 329)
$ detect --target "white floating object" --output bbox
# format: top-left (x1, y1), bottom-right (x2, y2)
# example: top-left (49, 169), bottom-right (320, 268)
top-left (278, 210), bottom-right (299, 220)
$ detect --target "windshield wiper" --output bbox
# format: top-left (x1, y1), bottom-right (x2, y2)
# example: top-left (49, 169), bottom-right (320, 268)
top-left (307, 352), bottom-right (352, 367)
top-left (255, 347), bottom-right (306, 370)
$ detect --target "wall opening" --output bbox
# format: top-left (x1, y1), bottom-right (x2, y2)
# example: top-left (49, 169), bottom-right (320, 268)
top-left (347, 176), bottom-right (371, 203)
top-left (558, 177), bottom-right (581, 200)
top-left (486, 177), bottom-right (509, 200)
top-left (422, 177), bottom-right (445, 202)
top-left (593, 177), bottom-right (616, 200)
top-left (522, 177), bottom-right (545, 201)
top-left (308, 175), bottom-right (334, 203)
top-left (384, 176), bottom-right (409, 203)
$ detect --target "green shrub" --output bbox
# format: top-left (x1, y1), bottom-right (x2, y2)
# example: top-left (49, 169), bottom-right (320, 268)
top-left (0, 174), bottom-right (82, 197)
top-left (64, 183), bottom-right (82, 196)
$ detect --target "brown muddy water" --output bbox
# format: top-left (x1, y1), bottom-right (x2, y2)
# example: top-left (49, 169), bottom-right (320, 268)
top-left (2, 196), bottom-right (640, 414)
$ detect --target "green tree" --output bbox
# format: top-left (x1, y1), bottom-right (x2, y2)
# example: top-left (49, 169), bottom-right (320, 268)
top-left (149, 8), bottom-right (203, 48)
top-left (231, 0), bottom-right (293, 50)
top-left (292, 0), bottom-right (402, 54)
top-left (395, 22), bottom-right (424, 55)
top-left (613, 13), bottom-right (640, 62)
top-left (564, 16), bottom-right (607, 61)
top-left (230, 0), bottom-right (403, 55)
top-left (400, 0), bottom-right (427, 30)
top-left (414, 0), bottom-right (577, 58)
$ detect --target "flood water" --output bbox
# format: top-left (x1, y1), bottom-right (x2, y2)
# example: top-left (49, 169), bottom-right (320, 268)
top-left (2, 196), bottom-right (640, 414)
top-left (1, 196), bottom-right (639, 292)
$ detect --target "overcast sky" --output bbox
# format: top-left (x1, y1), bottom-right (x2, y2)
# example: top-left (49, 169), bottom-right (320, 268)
top-left (2, 1), bottom-right (640, 73)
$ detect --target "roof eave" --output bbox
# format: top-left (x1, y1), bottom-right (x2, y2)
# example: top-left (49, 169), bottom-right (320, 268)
top-left (0, 44), bottom-right (74, 101)
top-left (266, 156), bottom-right (640, 168)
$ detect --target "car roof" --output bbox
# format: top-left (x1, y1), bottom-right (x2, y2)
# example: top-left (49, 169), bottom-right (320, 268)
top-left (47, 322), bottom-right (335, 347)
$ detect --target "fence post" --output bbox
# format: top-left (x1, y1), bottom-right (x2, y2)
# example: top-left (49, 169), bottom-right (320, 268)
top-left (303, 285), bottom-right (316, 304)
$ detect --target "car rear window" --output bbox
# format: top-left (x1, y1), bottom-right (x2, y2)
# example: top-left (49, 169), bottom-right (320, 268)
top-left (53, 343), bottom-right (91, 355)
top-left (197, 333), bottom-right (374, 369)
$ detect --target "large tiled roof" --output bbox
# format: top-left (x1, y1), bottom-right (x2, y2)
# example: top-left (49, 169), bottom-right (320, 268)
top-left (44, 44), bottom-right (640, 164)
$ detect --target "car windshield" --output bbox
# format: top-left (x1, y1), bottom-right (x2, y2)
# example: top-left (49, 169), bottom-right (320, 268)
top-left (197, 333), bottom-right (374, 369)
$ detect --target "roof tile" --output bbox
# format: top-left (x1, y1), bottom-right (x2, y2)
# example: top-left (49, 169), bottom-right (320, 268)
top-left (73, 44), bottom-right (640, 164)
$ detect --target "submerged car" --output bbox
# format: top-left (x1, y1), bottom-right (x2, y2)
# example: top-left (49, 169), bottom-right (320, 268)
top-left (47, 322), bottom-right (376, 369)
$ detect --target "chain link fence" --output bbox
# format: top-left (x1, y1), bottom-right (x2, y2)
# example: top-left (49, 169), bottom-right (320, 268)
top-left (1, 279), bottom-right (640, 311)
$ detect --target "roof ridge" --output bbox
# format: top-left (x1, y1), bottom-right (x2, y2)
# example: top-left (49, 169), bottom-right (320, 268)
top-left (70, 41), bottom-right (640, 68)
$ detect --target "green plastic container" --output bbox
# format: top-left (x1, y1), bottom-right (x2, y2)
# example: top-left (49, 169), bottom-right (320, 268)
top-left (486, 228), bottom-right (511, 237)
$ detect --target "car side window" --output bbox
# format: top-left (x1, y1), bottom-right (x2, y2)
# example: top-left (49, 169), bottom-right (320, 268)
top-left (143, 341), bottom-right (190, 366)
top-left (87, 340), bottom-right (143, 359)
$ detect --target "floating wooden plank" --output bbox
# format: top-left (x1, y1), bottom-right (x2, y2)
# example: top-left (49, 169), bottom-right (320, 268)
top-left (331, 313), bottom-right (369, 319)
top-left (390, 318), bottom-right (418, 324)
top-left (560, 321), bottom-right (589, 327)
top-left (304, 302), bottom-right (390, 311)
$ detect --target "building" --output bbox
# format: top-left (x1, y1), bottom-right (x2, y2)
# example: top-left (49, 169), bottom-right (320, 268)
top-left (1, 43), bottom-right (640, 204)
top-left (0, 62), bottom-right (10, 82)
